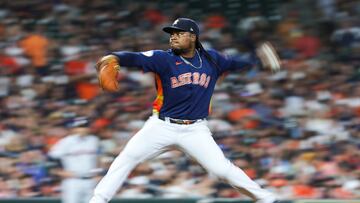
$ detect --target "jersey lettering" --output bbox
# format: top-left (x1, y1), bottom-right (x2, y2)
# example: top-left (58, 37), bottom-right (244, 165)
top-left (192, 72), bottom-right (200, 84)
top-left (178, 72), bottom-right (192, 86)
top-left (170, 77), bottom-right (180, 88)
top-left (199, 73), bottom-right (207, 86)
top-left (170, 72), bottom-right (211, 88)
top-left (204, 76), bottom-right (211, 88)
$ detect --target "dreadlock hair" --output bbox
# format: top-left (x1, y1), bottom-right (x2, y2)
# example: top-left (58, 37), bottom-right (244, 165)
top-left (195, 39), bottom-right (221, 73)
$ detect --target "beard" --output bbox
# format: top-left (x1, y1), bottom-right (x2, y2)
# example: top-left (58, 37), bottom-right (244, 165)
top-left (170, 41), bottom-right (192, 56)
top-left (172, 47), bottom-right (187, 55)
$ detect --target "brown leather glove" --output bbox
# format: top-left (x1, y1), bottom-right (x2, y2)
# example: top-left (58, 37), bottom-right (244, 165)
top-left (96, 55), bottom-right (120, 92)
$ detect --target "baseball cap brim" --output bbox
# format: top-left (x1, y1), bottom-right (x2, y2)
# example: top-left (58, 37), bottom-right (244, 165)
top-left (163, 26), bottom-right (187, 34)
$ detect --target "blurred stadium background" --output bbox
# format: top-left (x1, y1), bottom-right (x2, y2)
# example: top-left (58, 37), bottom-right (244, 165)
top-left (0, 0), bottom-right (359, 202)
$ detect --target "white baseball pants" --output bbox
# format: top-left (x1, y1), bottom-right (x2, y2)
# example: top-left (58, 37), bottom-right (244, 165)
top-left (62, 178), bottom-right (95, 203)
top-left (89, 116), bottom-right (276, 203)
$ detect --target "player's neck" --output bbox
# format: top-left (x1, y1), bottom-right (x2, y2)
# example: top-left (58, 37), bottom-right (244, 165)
top-left (180, 48), bottom-right (196, 58)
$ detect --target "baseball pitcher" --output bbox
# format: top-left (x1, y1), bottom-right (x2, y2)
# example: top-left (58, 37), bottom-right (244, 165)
top-left (91, 18), bottom-right (281, 203)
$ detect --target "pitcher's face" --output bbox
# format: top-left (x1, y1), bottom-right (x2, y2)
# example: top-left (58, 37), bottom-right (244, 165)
top-left (169, 31), bottom-right (196, 54)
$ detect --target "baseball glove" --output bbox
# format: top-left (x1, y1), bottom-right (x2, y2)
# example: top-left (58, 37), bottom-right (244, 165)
top-left (96, 55), bottom-right (120, 92)
top-left (256, 42), bottom-right (281, 72)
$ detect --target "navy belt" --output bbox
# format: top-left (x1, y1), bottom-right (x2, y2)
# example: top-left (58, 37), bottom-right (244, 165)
top-left (159, 116), bottom-right (204, 125)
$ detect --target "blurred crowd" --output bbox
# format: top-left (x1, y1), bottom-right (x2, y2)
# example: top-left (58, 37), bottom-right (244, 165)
top-left (0, 0), bottom-right (360, 200)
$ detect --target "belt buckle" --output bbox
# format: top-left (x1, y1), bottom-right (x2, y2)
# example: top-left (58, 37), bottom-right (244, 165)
top-left (168, 118), bottom-right (197, 125)
top-left (183, 120), bottom-right (192, 125)
top-left (172, 119), bottom-right (192, 125)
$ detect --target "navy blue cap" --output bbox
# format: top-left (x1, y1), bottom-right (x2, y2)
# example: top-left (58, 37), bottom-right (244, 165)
top-left (163, 18), bottom-right (200, 36)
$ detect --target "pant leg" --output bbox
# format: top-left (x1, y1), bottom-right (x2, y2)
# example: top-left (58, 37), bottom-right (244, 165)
top-left (81, 180), bottom-right (96, 203)
top-left (177, 122), bottom-right (276, 201)
top-left (62, 179), bottom-right (81, 203)
top-left (90, 116), bottom-right (175, 203)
